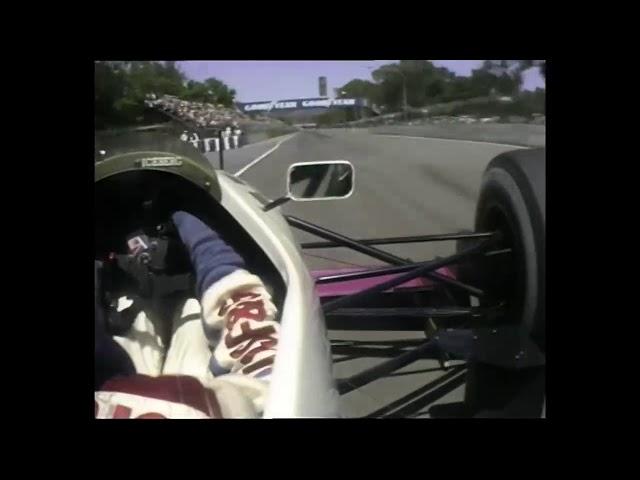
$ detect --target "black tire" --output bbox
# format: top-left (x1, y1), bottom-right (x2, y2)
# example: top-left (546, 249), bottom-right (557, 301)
top-left (466, 148), bottom-right (545, 351)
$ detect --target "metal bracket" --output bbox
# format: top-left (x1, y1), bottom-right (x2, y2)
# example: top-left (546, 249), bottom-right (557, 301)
top-left (263, 195), bottom-right (291, 212)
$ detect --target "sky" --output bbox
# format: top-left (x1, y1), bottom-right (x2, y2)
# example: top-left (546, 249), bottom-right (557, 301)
top-left (177, 60), bottom-right (545, 103)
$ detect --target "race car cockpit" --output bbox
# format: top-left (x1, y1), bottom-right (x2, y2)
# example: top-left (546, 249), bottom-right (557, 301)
top-left (95, 131), bottom-right (286, 346)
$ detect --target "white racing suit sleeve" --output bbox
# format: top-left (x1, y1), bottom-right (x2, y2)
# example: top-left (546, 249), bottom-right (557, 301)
top-left (199, 269), bottom-right (280, 414)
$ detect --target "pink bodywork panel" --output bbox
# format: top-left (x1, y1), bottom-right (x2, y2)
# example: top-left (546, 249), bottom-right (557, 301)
top-left (311, 266), bottom-right (457, 298)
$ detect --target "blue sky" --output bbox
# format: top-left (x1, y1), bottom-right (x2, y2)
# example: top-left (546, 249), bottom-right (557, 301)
top-left (178, 60), bottom-right (545, 103)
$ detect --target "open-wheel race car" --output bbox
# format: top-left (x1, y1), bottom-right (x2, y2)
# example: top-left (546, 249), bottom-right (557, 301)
top-left (95, 130), bottom-right (545, 418)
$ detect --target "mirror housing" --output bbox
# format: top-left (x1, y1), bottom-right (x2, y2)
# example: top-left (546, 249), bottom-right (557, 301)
top-left (286, 161), bottom-right (355, 201)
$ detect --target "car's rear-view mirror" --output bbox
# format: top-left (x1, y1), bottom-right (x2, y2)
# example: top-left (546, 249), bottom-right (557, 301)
top-left (287, 161), bottom-right (355, 201)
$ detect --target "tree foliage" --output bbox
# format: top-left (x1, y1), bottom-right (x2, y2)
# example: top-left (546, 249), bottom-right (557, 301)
top-left (337, 60), bottom-right (546, 113)
top-left (95, 61), bottom-right (237, 130)
top-left (181, 77), bottom-right (237, 105)
top-left (338, 79), bottom-right (379, 104)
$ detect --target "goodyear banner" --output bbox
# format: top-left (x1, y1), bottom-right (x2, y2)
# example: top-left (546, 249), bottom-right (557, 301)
top-left (237, 97), bottom-right (366, 113)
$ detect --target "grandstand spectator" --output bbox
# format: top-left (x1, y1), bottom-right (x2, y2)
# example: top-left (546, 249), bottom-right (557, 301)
top-left (145, 95), bottom-right (251, 151)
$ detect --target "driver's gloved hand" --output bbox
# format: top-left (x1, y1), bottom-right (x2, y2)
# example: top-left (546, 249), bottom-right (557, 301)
top-left (171, 211), bottom-right (246, 299)
top-left (172, 211), bottom-right (280, 400)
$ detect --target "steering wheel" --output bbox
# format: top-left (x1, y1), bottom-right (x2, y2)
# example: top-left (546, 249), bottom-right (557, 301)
top-left (98, 216), bottom-right (195, 335)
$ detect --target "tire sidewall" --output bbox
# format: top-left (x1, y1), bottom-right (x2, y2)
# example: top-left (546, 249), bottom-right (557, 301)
top-left (475, 156), bottom-right (545, 351)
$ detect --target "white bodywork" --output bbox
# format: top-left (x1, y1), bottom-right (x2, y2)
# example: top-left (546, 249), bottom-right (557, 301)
top-left (215, 172), bottom-right (340, 418)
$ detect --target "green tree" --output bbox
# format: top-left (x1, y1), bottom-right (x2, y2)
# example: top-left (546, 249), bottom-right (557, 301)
top-left (513, 60), bottom-right (546, 79)
top-left (369, 61), bottom-right (455, 111)
top-left (95, 61), bottom-right (129, 128)
top-left (371, 62), bottom-right (407, 109)
top-left (440, 76), bottom-right (476, 102)
top-left (182, 80), bottom-right (211, 102)
top-left (95, 60), bottom-right (188, 128)
top-left (203, 77), bottom-right (236, 106)
top-left (465, 62), bottom-right (520, 97)
top-left (337, 79), bottom-right (379, 103)
top-left (475, 60), bottom-right (547, 94)
top-left (182, 77), bottom-right (236, 106)
top-left (95, 61), bottom-right (238, 129)
top-left (126, 61), bottom-right (185, 99)
top-left (331, 60), bottom-right (546, 118)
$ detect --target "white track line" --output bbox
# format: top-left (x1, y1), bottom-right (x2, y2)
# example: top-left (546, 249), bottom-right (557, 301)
top-left (376, 134), bottom-right (531, 149)
top-left (234, 132), bottom-right (297, 177)
top-left (244, 132), bottom-right (296, 148)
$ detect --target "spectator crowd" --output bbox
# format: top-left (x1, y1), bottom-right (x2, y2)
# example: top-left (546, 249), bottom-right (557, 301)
top-left (144, 94), bottom-right (246, 129)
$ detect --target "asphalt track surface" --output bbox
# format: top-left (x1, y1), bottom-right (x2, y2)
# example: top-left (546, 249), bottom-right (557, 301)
top-left (207, 129), bottom-right (527, 418)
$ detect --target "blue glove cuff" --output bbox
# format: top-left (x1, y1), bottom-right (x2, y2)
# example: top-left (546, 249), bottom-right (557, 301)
top-left (172, 211), bottom-right (246, 298)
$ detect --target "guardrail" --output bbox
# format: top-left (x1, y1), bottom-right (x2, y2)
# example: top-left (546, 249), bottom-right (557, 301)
top-left (370, 123), bottom-right (546, 148)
